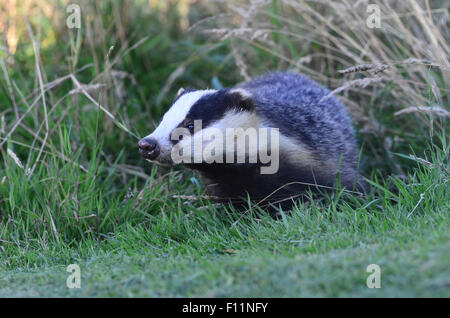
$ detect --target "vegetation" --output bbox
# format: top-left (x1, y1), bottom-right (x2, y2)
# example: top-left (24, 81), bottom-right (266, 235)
top-left (0, 0), bottom-right (448, 297)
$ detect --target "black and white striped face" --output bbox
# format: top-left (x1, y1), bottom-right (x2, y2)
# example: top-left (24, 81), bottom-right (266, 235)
top-left (138, 88), bottom-right (256, 164)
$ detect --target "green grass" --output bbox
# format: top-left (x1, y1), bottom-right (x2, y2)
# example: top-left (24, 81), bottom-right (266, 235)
top-left (1, 136), bottom-right (448, 296)
top-left (0, 0), bottom-right (449, 297)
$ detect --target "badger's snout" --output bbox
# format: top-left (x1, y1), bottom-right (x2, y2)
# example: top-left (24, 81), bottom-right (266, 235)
top-left (138, 137), bottom-right (160, 160)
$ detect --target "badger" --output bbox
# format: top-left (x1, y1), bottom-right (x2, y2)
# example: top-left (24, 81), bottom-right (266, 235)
top-left (139, 72), bottom-right (364, 210)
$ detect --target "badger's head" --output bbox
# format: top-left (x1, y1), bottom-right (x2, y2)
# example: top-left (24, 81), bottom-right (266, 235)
top-left (138, 87), bottom-right (257, 165)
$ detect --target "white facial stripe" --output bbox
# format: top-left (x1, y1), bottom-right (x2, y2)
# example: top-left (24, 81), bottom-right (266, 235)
top-left (147, 90), bottom-right (216, 154)
top-left (207, 110), bottom-right (259, 131)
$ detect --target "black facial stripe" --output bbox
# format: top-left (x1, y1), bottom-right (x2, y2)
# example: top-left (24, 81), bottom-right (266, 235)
top-left (170, 119), bottom-right (193, 145)
top-left (184, 89), bottom-right (254, 129)
top-left (168, 89), bottom-right (254, 145)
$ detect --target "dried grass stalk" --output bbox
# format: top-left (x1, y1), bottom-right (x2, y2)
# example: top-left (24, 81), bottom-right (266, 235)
top-left (394, 106), bottom-right (450, 117)
top-left (7, 148), bottom-right (24, 169)
top-left (319, 77), bottom-right (386, 103)
top-left (338, 63), bottom-right (389, 75)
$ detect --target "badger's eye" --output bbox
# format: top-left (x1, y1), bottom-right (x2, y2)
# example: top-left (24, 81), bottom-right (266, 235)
top-left (186, 122), bottom-right (194, 133)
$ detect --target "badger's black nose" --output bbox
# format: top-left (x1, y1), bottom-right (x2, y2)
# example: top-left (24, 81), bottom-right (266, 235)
top-left (138, 137), bottom-right (160, 160)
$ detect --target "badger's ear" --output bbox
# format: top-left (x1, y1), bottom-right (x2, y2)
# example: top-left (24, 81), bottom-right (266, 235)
top-left (174, 87), bottom-right (186, 100)
top-left (228, 88), bottom-right (254, 111)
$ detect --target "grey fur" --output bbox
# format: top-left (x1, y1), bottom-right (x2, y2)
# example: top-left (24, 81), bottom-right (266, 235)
top-left (237, 71), bottom-right (361, 189)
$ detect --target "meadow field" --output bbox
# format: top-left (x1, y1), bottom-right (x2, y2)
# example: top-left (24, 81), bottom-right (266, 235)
top-left (0, 0), bottom-right (448, 297)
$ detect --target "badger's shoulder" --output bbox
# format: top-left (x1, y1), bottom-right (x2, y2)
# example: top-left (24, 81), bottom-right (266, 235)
top-left (237, 71), bottom-right (329, 105)
top-left (236, 71), bottom-right (350, 122)
top-left (237, 72), bottom-right (356, 150)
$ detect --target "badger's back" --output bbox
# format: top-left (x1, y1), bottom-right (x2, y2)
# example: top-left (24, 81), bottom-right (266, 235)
top-left (236, 71), bottom-right (361, 191)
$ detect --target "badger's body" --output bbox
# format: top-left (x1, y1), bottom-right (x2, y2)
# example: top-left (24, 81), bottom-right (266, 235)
top-left (139, 72), bottom-right (364, 208)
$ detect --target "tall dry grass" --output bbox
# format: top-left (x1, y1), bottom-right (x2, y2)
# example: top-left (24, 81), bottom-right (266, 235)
top-left (199, 0), bottom-right (449, 141)
top-left (0, 0), bottom-right (213, 181)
